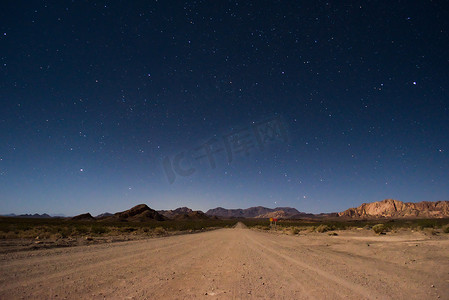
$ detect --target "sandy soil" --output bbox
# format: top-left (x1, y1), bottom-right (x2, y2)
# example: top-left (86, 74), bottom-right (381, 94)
top-left (1, 223), bottom-right (448, 299)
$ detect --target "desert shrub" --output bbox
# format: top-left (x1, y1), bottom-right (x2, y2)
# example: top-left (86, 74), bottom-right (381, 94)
top-left (19, 229), bottom-right (39, 239)
top-left (121, 227), bottom-right (137, 233)
top-left (0, 231), bottom-right (17, 239)
top-left (443, 225), bottom-right (449, 234)
top-left (416, 219), bottom-right (438, 229)
top-left (372, 224), bottom-right (386, 234)
top-left (91, 226), bottom-right (109, 235)
top-left (153, 227), bottom-right (166, 236)
top-left (316, 225), bottom-right (331, 233)
top-left (57, 227), bottom-right (73, 238)
top-left (74, 226), bottom-right (90, 234)
top-left (290, 227), bottom-right (300, 235)
top-left (254, 225), bottom-right (270, 231)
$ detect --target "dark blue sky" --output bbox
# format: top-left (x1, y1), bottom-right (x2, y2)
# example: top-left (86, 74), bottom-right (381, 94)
top-left (1, 1), bottom-right (448, 216)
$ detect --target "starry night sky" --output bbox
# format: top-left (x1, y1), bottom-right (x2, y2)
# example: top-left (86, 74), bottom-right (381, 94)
top-left (1, 1), bottom-right (448, 216)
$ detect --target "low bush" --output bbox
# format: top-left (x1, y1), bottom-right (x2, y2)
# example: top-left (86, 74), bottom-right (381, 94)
top-left (289, 227), bottom-right (300, 235)
top-left (316, 224), bottom-right (332, 233)
top-left (153, 227), bottom-right (166, 236)
top-left (442, 225), bottom-right (449, 234)
top-left (372, 224), bottom-right (386, 234)
top-left (91, 226), bottom-right (109, 235)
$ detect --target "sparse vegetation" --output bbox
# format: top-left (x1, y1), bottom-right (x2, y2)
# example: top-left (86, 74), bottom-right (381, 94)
top-left (241, 217), bottom-right (449, 235)
top-left (372, 224), bottom-right (386, 234)
top-left (153, 226), bottom-right (166, 236)
top-left (443, 225), bottom-right (449, 234)
top-left (0, 217), bottom-right (238, 240)
top-left (316, 224), bottom-right (332, 233)
top-left (254, 225), bottom-right (270, 231)
top-left (289, 226), bottom-right (300, 235)
top-left (2, 217), bottom-right (449, 243)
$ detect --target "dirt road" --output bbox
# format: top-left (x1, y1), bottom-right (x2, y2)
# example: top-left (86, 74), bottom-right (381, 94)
top-left (1, 223), bottom-right (448, 299)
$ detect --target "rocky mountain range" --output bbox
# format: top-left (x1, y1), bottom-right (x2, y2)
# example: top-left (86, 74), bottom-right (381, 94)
top-left (2, 213), bottom-right (53, 218)
top-left (5, 199), bottom-right (449, 221)
top-left (70, 205), bottom-right (211, 222)
top-left (255, 210), bottom-right (318, 219)
top-left (205, 206), bottom-right (302, 218)
top-left (339, 199), bottom-right (449, 219)
top-left (158, 207), bottom-right (210, 220)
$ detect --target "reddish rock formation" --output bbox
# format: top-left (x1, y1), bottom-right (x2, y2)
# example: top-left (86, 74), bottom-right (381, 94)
top-left (338, 199), bottom-right (449, 218)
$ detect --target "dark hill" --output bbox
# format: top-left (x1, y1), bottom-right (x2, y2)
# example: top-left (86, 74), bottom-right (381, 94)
top-left (71, 213), bottom-right (95, 221)
top-left (110, 204), bottom-right (166, 222)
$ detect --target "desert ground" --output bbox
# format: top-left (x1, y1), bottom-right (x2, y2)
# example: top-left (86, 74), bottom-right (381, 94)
top-left (1, 223), bottom-right (448, 299)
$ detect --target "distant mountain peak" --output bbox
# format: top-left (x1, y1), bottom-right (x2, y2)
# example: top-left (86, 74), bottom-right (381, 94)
top-left (71, 213), bottom-right (95, 221)
top-left (111, 204), bottom-right (166, 221)
top-left (158, 207), bottom-right (209, 220)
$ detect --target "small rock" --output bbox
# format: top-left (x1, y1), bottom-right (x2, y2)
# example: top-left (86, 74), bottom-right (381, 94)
top-left (431, 284), bottom-right (435, 288)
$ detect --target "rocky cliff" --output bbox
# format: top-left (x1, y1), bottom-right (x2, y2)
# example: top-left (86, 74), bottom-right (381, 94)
top-left (338, 199), bottom-right (449, 218)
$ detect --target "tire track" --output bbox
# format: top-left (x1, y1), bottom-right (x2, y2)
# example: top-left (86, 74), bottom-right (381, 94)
top-left (245, 231), bottom-right (385, 300)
